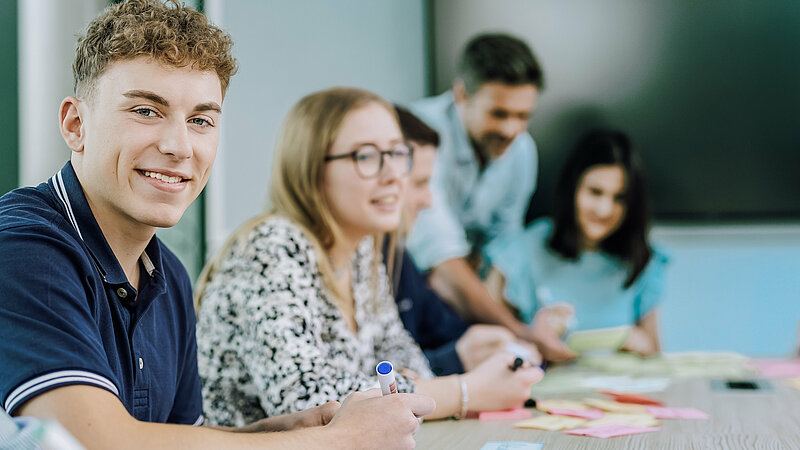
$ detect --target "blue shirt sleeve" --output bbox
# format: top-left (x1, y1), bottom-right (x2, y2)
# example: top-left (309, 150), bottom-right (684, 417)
top-left (423, 341), bottom-right (465, 376)
top-left (634, 246), bottom-right (670, 321)
top-left (0, 224), bottom-right (119, 414)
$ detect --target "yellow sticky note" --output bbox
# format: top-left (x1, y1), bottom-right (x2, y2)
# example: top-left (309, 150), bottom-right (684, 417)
top-left (584, 397), bottom-right (647, 414)
top-left (786, 377), bottom-right (800, 391)
top-left (584, 413), bottom-right (661, 428)
top-left (535, 399), bottom-right (590, 412)
top-left (565, 325), bottom-right (631, 353)
top-left (514, 414), bottom-right (587, 431)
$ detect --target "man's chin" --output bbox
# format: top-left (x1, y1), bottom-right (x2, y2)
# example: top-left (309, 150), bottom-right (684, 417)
top-left (139, 209), bottom-right (185, 229)
top-left (487, 143), bottom-right (512, 159)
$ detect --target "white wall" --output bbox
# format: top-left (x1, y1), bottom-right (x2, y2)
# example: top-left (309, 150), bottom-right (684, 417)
top-left (205, 0), bottom-right (428, 256)
top-left (652, 224), bottom-right (800, 357)
top-left (18, 0), bottom-right (106, 186)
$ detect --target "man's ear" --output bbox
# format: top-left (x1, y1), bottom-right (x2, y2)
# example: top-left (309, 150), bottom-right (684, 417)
top-left (59, 96), bottom-right (85, 153)
top-left (452, 80), bottom-right (468, 106)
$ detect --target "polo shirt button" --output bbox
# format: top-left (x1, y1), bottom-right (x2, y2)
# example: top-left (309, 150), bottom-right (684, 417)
top-left (139, 357), bottom-right (144, 370)
top-left (116, 288), bottom-right (128, 299)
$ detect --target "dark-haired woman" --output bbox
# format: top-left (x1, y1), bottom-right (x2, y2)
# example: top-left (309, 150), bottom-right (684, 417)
top-left (484, 129), bottom-right (668, 360)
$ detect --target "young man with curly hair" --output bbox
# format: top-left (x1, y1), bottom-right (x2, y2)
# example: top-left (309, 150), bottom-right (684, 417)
top-left (0, 1), bottom-right (432, 448)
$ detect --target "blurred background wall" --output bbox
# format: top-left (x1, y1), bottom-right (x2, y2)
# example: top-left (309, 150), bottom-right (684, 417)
top-left (3, 0), bottom-right (798, 356)
top-left (203, 0), bottom-right (429, 256)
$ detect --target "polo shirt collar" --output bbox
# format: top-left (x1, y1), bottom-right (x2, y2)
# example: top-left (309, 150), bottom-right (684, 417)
top-left (48, 162), bottom-right (163, 288)
top-left (446, 93), bottom-right (478, 165)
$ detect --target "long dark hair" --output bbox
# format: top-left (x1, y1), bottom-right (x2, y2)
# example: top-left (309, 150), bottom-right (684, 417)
top-left (548, 129), bottom-right (652, 288)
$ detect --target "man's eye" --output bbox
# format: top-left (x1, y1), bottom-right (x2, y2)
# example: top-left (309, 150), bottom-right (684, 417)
top-left (134, 108), bottom-right (157, 117)
top-left (190, 117), bottom-right (213, 127)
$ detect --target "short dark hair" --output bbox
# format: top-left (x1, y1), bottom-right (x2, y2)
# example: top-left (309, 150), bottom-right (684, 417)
top-left (548, 129), bottom-right (652, 288)
top-left (394, 105), bottom-right (440, 148)
top-left (457, 33), bottom-right (544, 94)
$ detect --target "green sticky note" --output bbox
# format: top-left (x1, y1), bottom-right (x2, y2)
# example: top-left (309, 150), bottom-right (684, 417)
top-left (565, 325), bottom-right (631, 354)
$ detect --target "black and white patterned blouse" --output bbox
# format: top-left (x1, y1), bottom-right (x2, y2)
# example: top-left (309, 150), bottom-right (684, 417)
top-left (196, 216), bottom-right (433, 426)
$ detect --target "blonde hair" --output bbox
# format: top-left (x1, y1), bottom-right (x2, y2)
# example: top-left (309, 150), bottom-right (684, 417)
top-left (74, 0), bottom-right (237, 99)
top-left (196, 87), bottom-right (397, 310)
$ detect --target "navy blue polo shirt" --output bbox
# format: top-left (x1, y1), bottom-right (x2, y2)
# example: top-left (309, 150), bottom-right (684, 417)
top-left (389, 245), bottom-right (471, 376)
top-left (0, 162), bottom-right (203, 425)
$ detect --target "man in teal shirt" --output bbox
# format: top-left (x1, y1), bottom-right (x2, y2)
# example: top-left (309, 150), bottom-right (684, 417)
top-left (408, 33), bottom-right (544, 344)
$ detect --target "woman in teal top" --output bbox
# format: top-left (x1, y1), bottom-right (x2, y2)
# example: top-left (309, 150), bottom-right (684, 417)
top-left (485, 129), bottom-right (667, 361)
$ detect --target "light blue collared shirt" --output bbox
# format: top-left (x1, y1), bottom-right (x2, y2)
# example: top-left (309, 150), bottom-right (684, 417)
top-left (406, 91), bottom-right (538, 270)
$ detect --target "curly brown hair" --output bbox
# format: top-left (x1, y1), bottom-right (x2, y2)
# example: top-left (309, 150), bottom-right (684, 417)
top-left (74, 0), bottom-right (237, 99)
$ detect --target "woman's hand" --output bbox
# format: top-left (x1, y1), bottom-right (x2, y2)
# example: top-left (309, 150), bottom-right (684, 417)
top-left (529, 304), bottom-right (578, 362)
top-left (462, 352), bottom-right (544, 412)
top-left (456, 324), bottom-right (543, 371)
top-left (621, 326), bottom-right (658, 357)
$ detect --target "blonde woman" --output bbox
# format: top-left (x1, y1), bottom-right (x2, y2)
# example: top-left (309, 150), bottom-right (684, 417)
top-left (196, 88), bottom-right (542, 426)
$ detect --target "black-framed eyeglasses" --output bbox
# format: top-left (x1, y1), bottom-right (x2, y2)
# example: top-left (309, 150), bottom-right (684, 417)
top-left (324, 143), bottom-right (414, 179)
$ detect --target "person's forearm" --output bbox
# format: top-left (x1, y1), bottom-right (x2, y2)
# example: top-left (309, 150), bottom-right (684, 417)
top-left (131, 422), bottom-right (340, 449)
top-left (636, 325), bottom-right (660, 355)
top-left (430, 259), bottom-right (527, 335)
top-left (19, 386), bottom-right (345, 450)
top-left (208, 414), bottom-right (303, 433)
top-left (37, 408), bottom-right (341, 450)
top-left (414, 376), bottom-right (462, 420)
top-left (638, 311), bottom-right (661, 355)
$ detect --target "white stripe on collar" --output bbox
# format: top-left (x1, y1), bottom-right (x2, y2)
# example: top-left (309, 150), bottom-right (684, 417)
top-left (51, 170), bottom-right (84, 241)
top-left (141, 251), bottom-right (155, 277)
top-left (51, 169), bottom-right (157, 278)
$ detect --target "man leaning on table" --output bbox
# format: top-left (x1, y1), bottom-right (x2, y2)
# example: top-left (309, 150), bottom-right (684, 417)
top-left (408, 33), bottom-right (572, 361)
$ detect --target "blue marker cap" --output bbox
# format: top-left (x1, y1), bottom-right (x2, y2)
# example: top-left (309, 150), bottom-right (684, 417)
top-left (377, 361), bottom-right (393, 375)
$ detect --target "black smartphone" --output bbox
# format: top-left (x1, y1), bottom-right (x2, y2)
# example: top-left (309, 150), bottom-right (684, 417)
top-left (711, 379), bottom-right (772, 392)
top-left (726, 380), bottom-right (759, 390)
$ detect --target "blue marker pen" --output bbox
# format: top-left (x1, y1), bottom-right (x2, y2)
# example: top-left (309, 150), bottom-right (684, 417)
top-left (376, 361), bottom-right (397, 395)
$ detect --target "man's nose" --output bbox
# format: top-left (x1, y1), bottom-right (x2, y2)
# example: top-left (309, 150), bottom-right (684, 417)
top-left (158, 120), bottom-right (192, 160)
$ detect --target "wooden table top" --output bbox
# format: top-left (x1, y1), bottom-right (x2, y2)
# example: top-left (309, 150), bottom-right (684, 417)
top-left (415, 376), bottom-right (800, 449)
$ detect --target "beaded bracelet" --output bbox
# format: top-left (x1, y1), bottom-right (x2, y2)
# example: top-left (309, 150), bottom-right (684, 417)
top-left (454, 375), bottom-right (469, 419)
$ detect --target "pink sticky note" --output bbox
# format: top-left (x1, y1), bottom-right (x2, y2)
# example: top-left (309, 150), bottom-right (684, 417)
top-left (645, 406), bottom-right (709, 420)
top-left (548, 408), bottom-right (605, 420)
top-left (598, 391), bottom-right (664, 406)
top-left (478, 408), bottom-right (532, 421)
top-left (749, 359), bottom-right (800, 378)
top-left (565, 424), bottom-right (661, 438)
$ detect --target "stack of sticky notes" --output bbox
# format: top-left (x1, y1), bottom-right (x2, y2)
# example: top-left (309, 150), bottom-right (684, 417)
top-left (749, 359), bottom-right (800, 392)
top-left (510, 391), bottom-right (709, 439)
top-left (748, 359), bottom-right (800, 379)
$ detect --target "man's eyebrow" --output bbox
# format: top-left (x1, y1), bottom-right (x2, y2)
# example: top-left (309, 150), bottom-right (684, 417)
top-left (123, 90), bottom-right (169, 107)
top-left (122, 91), bottom-right (221, 114)
top-left (195, 102), bottom-right (222, 114)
